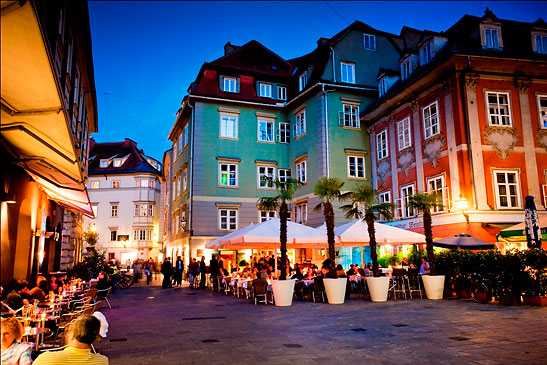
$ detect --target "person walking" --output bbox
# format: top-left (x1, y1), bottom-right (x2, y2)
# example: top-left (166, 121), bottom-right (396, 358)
top-left (199, 256), bottom-right (207, 289)
top-left (210, 255), bottom-right (220, 291)
top-left (144, 259), bottom-right (153, 286)
top-left (161, 257), bottom-right (173, 289)
top-left (188, 258), bottom-right (197, 289)
top-left (133, 260), bottom-right (142, 285)
top-left (174, 256), bottom-right (184, 287)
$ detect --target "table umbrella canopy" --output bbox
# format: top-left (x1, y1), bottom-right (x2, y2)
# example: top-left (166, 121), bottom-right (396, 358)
top-left (331, 220), bottom-right (426, 246)
top-left (499, 214), bottom-right (547, 242)
top-left (205, 223), bottom-right (256, 250)
top-left (434, 234), bottom-right (495, 250)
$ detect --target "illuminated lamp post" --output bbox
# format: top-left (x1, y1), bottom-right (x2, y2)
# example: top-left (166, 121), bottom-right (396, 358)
top-left (453, 196), bottom-right (470, 226)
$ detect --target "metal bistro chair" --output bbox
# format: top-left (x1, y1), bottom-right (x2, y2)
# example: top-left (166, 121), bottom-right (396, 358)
top-left (96, 288), bottom-right (112, 309)
top-left (223, 277), bottom-right (232, 295)
top-left (390, 268), bottom-right (410, 300)
top-left (252, 282), bottom-right (268, 305)
top-left (407, 268), bottom-right (423, 299)
top-left (311, 279), bottom-right (326, 303)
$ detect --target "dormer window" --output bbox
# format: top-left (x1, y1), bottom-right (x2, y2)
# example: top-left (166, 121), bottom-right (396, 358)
top-left (534, 34), bottom-right (547, 54)
top-left (420, 42), bottom-right (433, 64)
top-left (401, 58), bottom-right (412, 80)
top-left (299, 71), bottom-right (308, 91)
top-left (99, 159), bottom-right (110, 168)
top-left (485, 28), bottom-right (499, 49)
top-left (278, 86), bottom-right (287, 100)
top-left (379, 78), bottom-right (387, 97)
top-left (113, 158), bottom-right (122, 167)
top-left (480, 22), bottom-right (503, 50)
top-left (223, 77), bottom-right (236, 92)
top-left (259, 83), bottom-right (272, 98)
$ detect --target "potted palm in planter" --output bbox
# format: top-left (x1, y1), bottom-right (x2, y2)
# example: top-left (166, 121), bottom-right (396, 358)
top-left (257, 177), bottom-right (299, 306)
top-left (342, 184), bottom-right (394, 302)
top-left (408, 193), bottom-right (444, 299)
top-left (314, 177), bottom-right (349, 304)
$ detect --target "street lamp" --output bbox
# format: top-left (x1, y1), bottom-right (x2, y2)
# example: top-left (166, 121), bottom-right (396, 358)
top-left (454, 196), bottom-right (469, 224)
top-left (90, 224), bottom-right (97, 233)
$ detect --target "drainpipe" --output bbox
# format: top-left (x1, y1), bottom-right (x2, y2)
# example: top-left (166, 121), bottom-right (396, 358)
top-left (330, 47), bottom-right (336, 83)
top-left (322, 84), bottom-right (334, 178)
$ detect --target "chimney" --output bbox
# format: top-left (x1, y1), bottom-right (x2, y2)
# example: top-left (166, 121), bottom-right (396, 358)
top-left (316, 37), bottom-right (329, 48)
top-left (224, 42), bottom-right (239, 56)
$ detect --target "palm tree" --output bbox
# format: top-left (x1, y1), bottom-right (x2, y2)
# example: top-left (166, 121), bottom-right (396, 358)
top-left (341, 184), bottom-right (394, 277)
top-left (257, 177), bottom-right (299, 280)
top-left (314, 177), bottom-right (349, 271)
top-left (408, 192), bottom-right (443, 275)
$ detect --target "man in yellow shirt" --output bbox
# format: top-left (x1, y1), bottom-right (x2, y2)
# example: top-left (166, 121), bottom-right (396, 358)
top-left (34, 315), bottom-right (108, 365)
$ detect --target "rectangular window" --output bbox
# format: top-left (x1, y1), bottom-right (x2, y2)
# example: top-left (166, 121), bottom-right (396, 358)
top-left (421, 42), bottom-right (432, 64)
top-left (259, 83), bottom-right (272, 97)
top-left (363, 34), bottom-right (376, 50)
top-left (173, 141), bottom-right (177, 158)
top-left (485, 28), bottom-right (499, 49)
top-left (295, 203), bottom-right (308, 224)
top-left (299, 71), bottom-right (308, 91)
top-left (427, 175), bottom-right (446, 213)
top-left (400, 184), bottom-right (415, 218)
top-left (134, 203), bottom-right (154, 217)
top-left (486, 92), bottom-right (512, 126)
top-left (259, 210), bottom-right (276, 222)
top-left (294, 110), bottom-right (306, 138)
top-left (224, 77), bottom-right (236, 92)
top-left (397, 117), bottom-right (412, 150)
top-left (341, 62), bottom-right (356, 84)
top-left (178, 135), bottom-right (183, 153)
top-left (258, 119), bottom-right (275, 142)
top-left (184, 124), bottom-right (189, 146)
top-left (296, 160), bottom-right (307, 183)
top-left (172, 179), bottom-right (176, 201)
top-left (176, 175), bottom-right (181, 197)
top-left (278, 86), bottom-right (287, 100)
top-left (277, 122), bottom-right (290, 143)
top-left (494, 171), bottom-right (521, 209)
top-left (148, 205), bottom-right (154, 217)
top-left (379, 79), bottom-right (387, 97)
top-left (423, 101), bottom-right (440, 138)
top-left (376, 129), bottom-right (388, 160)
top-left (113, 158), bottom-right (122, 167)
top-left (220, 114), bottom-right (238, 139)
top-left (278, 169), bottom-right (291, 183)
top-left (219, 209), bottom-right (237, 230)
top-left (182, 169), bottom-right (187, 191)
top-left (341, 104), bottom-right (359, 128)
top-left (134, 229), bottom-right (151, 241)
top-left (111, 204), bottom-right (118, 217)
top-left (258, 166), bottom-right (275, 188)
top-left (91, 204), bottom-right (98, 218)
top-left (99, 159), bottom-right (110, 168)
top-left (219, 163), bottom-right (238, 187)
top-left (401, 59), bottom-right (411, 80)
top-left (112, 180), bottom-right (120, 189)
top-left (538, 95), bottom-right (547, 129)
top-left (535, 35), bottom-right (547, 54)
top-left (110, 230), bottom-right (117, 241)
top-left (347, 155), bottom-right (365, 178)
top-left (91, 181), bottom-right (99, 189)
top-left (379, 190), bottom-right (391, 204)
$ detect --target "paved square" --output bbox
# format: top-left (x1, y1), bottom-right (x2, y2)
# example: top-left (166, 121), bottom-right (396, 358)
top-left (98, 283), bottom-right (547, 364)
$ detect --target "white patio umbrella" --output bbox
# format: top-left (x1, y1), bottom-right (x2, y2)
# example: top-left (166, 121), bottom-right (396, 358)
top-left (205, 222), bottom-right (255, 250)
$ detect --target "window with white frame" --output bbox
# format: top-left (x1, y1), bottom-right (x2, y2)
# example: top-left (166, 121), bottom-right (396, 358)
top-left (299, 71), bottom-right (308, 91)
top-left (423, 101), bottom-right (440, 138)
top-left (494, 170), bottom-right (521, 209)
top-left (397, 117), bottom-right (412, 150)
top-left (400, 184), bottom-right (415, 218)
top-left (219, 209), bottom-right (237, 230)
top-left (341, 62), bottom-right (356, 84)
top-left (91, 181), bottom-right (99, 189)
top-left (176, 175), bottom-right (181, 197)
top-left (278, 169), bottom-right (291, 183)
top-left (538, 95), bottom-right (547, 129)
top-left (347, 155), bottom-right (365, 179)
top-left (427, 175), bottom-right (446, 213)
top-left (294, 110), bottom-right (306, 138)
top-left (379, 78), bottom-right (387, 97)
top-left (99, 159), bottom-right (110, 168)
top-left (224, 77), bottom-right (236, 92)
top-left (259, 83), bottom-right (272, 97)
top-left (379, 190), bottom-right (391, 204)
top-left (178, 135), bottom-right (183, 153)
top-left (134, 203), bottom-right (154, 217)
top-left (111, 204), bottom-right (118, 217)
top-left (112, 180), bottom-right (120, 189)
top-left (182, 168), bottom-right (187, 191)
top-left (278, 86), bottom-right (287, 100)
top-left (341, 104), bottom-right (359, 128)
top-left (110, 230), bottom-right (117, 241)
top-left (295, 203), bottom-right (308, 224)
top-left (258, 119), bottom-right (275, 142)
top-left (485, 28), bottom-right (499, 49)
top-left (219, 162), bottom-right (238, 187)
top-left (220, 114), bottom-right (238, 139)
top-left (173, 141), bottom-right (177, 157)
top-left (421, 42), bottom-right (433, 64)
top-left (184, 124), bottom-right (189, 147)
top-left (277, 122), bottom-right (290, 143)
top-left (535, 35), bottom-right (547, 54)
top-left (172, 179), bottom-right (176, 201)
top-left (363, 34), bottom-right (376, 50)
top-left (113, 158), bottom-right (123, 167)
top-left (259, 210), bottom-right (276, 222)
top-left (133, 229), bottom-right (153, 241)
top-left (91, 204), bottom-right (98, 218)
top-left (486, 92), bottom-right (512, 126)
top-left (296, 160), bottom-right (307, 183)
top-left (401, 58), bottom-right (411, 80)
top-left (258, 166), bottom-right (275, 188)
top-left (376, 129), bottom-right (388, 160)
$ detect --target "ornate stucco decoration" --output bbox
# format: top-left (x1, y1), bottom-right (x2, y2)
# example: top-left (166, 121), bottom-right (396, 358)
top-left (483, 126), bottom-right (519, 159)
top-left (464, 73), bottom-right (480, 90)
top-left (441, 78), bottom-right (452, 93)
top-left (422, 134), bottom-right (445, 168)
top-left (377, 159), bottom-right (391, 182)
top-left (410, 99), bottom-right (419, 112)
top-left (537, 129), bottom-right (547, 151)
top-left (397, 148), bottom-right (415, 177)
top-left (514, 75), bottom-right (531, 93)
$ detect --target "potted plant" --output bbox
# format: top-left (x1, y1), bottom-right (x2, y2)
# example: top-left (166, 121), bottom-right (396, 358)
top-left (408, 193), bottom-right (444, 299)
top-left (314, 177), bottom-right (349, 304)
top-left (257, 177), bottom-right (299, 306)
top-left (498, 250), bottom-right (525, 305)
top-left (342, 184), bottom-right (394, 302)
top-left (522, 248), bottom-right (547, 307)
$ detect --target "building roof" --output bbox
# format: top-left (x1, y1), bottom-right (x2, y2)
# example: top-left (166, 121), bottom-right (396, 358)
top-left (88, 138), bottom-right (161, 175)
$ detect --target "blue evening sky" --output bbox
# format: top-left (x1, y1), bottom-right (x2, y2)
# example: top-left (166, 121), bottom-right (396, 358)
top-left (88, 1), bottom-right (546, 161)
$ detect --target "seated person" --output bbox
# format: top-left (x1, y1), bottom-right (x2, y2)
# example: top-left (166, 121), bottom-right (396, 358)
top-left (358, 265), bottom-right (366, 276)
top-left (321, 259), bottom-right (338, 279)
top-left (419, 258), bottom-right (430, 275)
top-left (96, 271), bottom-right (111, 290)
top-left (401, 257), bottom-right (410, 268)
top-left (347, 264), bottom-right (356, 276)
top-left (29, 277), bottom-right (48, 302)
top-left (336, 264), bottom-right (347, 278)
top-left (252, 271), bottom-right (268, 287)
top-left (33, 314), bottom-right (108, 365)
top-left (1, 317), bottom-right (32, 365)
top-left (291, 267), bottom-right (304, 280)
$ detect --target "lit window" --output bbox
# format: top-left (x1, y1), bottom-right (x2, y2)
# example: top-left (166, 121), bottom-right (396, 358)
top-left (299, 71), bottom-right (308, 91)
top-left (296, 160), bottom-right (307, 183)
top-left (400, 184), bottom-right (415, 218)
top-left (219, 209), bottom-right (237, 230)
top-left (220, 114), bottom-right (238, 139)
top-left (224, 77), bottom-right (236, 92)
top-left (485, 28), bottom-right (499, 49)
top-left (258, 119), bottom-right (275, 142)
top-left (110, 230), bottom-right (117, 241)
top-left (341, 62), bottom-right (355, 84)
top-left (111, 204), bottom-right (118, 217)
top-left (113, 158), bottom-right (122, 167)
top-left (91, 204), bottom-right (98, 218)
top-left (376, 129), bottom-right (388, 160)
top-left (397, 117), bottom-right (412, 150)
top-left (259, 210), bottom-right (276, 222)
top-left (363, 34), bottom-right (376, 50)
top-left (172, 179), bottom-right (176, 201)
top-left (219, 163), bottom-right (238, 187)
top-left (258, 166), bottom-right (275, 188)
top-left (91, 181), bottom-right (100, 189)
top-left (537, 95), bottom-right (547, 129)
top-left (294, 110), bottom-right (306, 138)
top-left (182, 169), bottom-right (187, 191)
top-left (278, 86), bottom-right (287, 100)
top-left (112, 180), bottom-right (120, 189)
top-left (278, 169), bottom-right (291, 183)
top-left (535, 35), bottom-right (547, 54)
top-left (486, 92), bottom-right (512, 126)
top-left (134, 203), bottom-right (154, 217)
top-left (295, 203), bottom-right (307, 224)
top-left (99, 159), bottom-right (110, 168)
top-left (423, 101), bottom-right (440, 138)
top-left (494, 171), bottom-right (521, 209)
top-left (340, 104), bottom-right (359, 128)
top-left (427, 175), bottom-right (446, 213)
top-left (347, 155), bottom-right (365, 178)
top-left (176, 175), bottom-right (181, 197)
top-left (259, 83), bottom-right (272, 97)
top-left (277, 122), bottom-right (290, 143)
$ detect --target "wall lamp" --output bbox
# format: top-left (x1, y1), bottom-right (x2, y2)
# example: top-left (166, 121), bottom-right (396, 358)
top-left (453, 195), bottom-right (469, 224)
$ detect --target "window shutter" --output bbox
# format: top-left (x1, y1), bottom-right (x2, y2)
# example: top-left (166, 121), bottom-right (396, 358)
top-left (275, 128), bottom-right (280, 142)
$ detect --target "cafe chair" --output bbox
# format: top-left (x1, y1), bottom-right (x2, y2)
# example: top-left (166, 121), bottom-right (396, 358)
top-left (253, 282), bottom-right (268, 305)
top-left (406, 268), bottom-right (423, 299)
top-left (311, 280), bottom-right (326, 303)
top-left (96, 288), bottom-right (112, 309)
top-left (389, 268), bottom-right (409, 300)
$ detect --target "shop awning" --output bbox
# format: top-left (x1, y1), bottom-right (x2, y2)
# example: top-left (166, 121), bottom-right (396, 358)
top-left (499, 214), bottom-right (547, 242)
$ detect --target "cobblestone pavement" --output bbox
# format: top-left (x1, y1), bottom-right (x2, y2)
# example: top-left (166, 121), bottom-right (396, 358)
top-left (97, 281), bottom-right (547, 365)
